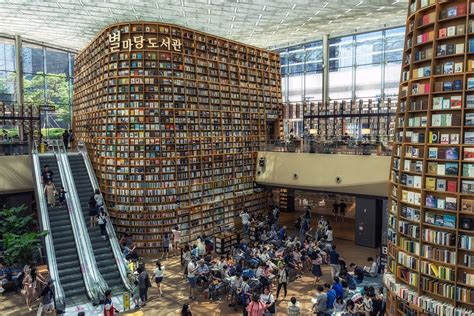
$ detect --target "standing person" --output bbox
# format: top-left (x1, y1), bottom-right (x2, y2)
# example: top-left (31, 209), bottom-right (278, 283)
top-left (260, 286), bottom-right (275, 315)
top-left (287, 297), bottom-right (300, 316)
top-left (325, 283), bottom-right (337, 310)
top-left (161, 234), bottom-right (170, 260)
top-left (311, 250), bottom-right (323, 285)
top-left (187, 258), bottom-right (198, 300)
top-left (171, 225), bottom-right (181, 257)
top-left (61, 130), bottom-right (69, 150)
top-left (138, 266), bottom-right (151, 307)
top-left (152, 260), bottom-right (164, 297)
top-left (339, 201), bottom-right (347, 222)
top-left (97, 209), bottom-right (108, 240)
top-left (332, 201), bottom-right (339, 222)
top-left (104, 289), bottom-right (119, 316)
top-left (326, 225), bottom-right (334, 244)
top-left (43, 181), bottom-right (56, 207)
top-left (22, 266), bottom-right (36, 311)
top-left (132, 280), bottom-right (140, 309)
top-left (88, 196), bottom-right (98, 227)
top-left (276, 262), bottom-right (289, 301)
top-left (182, 245), bottom-right (192, 278)
top-left (36, 279), bottom-right (55, 316)
top-left (68, 129), bottom-right (74, 149)
top-left (246, 293), bottom-right (266, 316)
top-left (94, 189), bottom-right (104, 209)
top-left (41, 165), bottom-right (53, 184)
top-left (57, 187), bottom-right (67, 205)
top-left (332, 277), bottom-right (344, 298)
top-left (329, 245), bottom-right (340, 279)
top-left (240, 209), bottom-right (250, 236)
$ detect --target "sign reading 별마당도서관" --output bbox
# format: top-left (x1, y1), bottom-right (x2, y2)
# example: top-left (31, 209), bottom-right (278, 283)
top-left (108, 31), bottom-right (182, 52)
top-left (40, 105), bottom-right (56, 112)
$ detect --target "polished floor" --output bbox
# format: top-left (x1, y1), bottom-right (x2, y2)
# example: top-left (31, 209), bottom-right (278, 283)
top-left (1, 213), bottom-right (377, 315)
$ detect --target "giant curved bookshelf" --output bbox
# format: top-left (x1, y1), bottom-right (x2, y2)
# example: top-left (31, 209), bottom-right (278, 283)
top-left (73, 22), bottom-right (281, 254)
top-left (386, 0), bottom-right (474, 315)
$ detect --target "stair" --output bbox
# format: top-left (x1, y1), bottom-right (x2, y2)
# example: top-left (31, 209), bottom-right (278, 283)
top-left (67, 154), bottom-right (126, 294)
top-left (38, 155), bottom-right (88, 306)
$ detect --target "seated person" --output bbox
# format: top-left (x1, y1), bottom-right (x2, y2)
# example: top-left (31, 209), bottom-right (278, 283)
top-left (225, 254), bottom-right (235, 267)
top-left (0, 261), bottom-right (10, 293)
top-left (196, 259), bottom-right (210, 287)
top-left (349, 262), bottom-right (365, 283)
top-left (208, 269), bottom-right (223, 301)
top-left (363, 257), bottom-right (378, 277)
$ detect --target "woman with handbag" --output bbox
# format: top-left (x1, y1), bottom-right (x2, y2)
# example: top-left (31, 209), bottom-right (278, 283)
top-left (260, 287), bottom-right (275, 315)
top-left (97, 208), bottom-right (108, 240)
top-left (43, 181), bottom-right (56, 207)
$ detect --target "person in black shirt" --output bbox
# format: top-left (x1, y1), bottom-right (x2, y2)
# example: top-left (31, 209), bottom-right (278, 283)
top-left (339, 202), bottom-right (347, 222)
top-left (62, 130), bottom-right (69, 150)
top-left (41, 165), bottom-right (53, 184)
top-left (58, 187), bottom-right (67, 205)
top-left (332, 202), bottom-right (339, 222)
top-left (349, 262), bottom-right (364, 284)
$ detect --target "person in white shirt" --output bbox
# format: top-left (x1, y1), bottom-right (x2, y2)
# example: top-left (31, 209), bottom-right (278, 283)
top-left (152, 260), bottom-right (165, 297)
top-left (364, 257), bottom-right (378, 277)
top-left (187, 259), bottom-right (198, 300)
top-left (171, 226), bottom-right (181, 257)
top-left (260, 286), bottom-right (276, 315)
top-left (240, 209), bottom-right (250, 236)
top-left (287, 296), bottom-right (300, 316)
top-left (326, 225), bottom-right (334, 243)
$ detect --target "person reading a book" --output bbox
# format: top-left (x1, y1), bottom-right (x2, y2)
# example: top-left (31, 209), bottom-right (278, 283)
top-left (363, 257), bottom-right (378, 278)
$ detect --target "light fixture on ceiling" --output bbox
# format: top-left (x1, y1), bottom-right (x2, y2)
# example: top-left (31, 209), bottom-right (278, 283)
top-left (314, 10), bottom-right (320, 15)
top-left (234, 7), bottom-right (237, 13)
top-left (356, 1), bottom-right (363, 6)
top-left (291, 4), bottom-right (296, 10)
top-left (255, 21), bottom-right (259, 26)
top-left (345, 9), bottom-right (352, 13)
top-left (262, 5), bottom-right (266, 11)
top-left (181, 0), bottom-right (185, 7)
top-left (391, 0), bottom-right (399, 4)
top-left (377, 6), bottom-right (385, 11)
top-left (307, 17), bottom-right (313, 21)
top-left (232, 16), bottom-right (236, 21)
top-left (230, 24), bottom-right (234, 29)
top-left (258, 14), bottom-right (262, 19)
top-left (323, 2), bottom-right (329, 8)
top-left (182, 10), bottom-right (186, 17)
top-left (208, 0), bottom-right (211, 4)
top-left (208, 8), bottom-right (211, 15)
top-left (284, 12), bottom-right (290, 18)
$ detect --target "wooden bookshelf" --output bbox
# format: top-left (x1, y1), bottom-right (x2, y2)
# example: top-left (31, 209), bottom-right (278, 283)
top-left (387, 0), bottom-right (474, 313)
top-left (72, 22), bottom-right (281, 254)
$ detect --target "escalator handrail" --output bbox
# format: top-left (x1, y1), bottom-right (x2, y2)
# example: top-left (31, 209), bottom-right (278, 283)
top-left (53, 140), bottom-right (105, 302)
top-left (77, 142), bottom-right (133, 293)
top-left (31, 145), bottom-right (66, 310)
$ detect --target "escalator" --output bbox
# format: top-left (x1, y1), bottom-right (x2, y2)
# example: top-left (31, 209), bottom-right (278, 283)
top-left (66, 153), bottom-right (128, 294)
top-left (37, 155), bottom-right (89, 306)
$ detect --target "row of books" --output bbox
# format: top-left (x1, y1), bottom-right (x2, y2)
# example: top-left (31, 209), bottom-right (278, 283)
top-left (428, 146), bottom-right (458, 160)
top-left (420, 261), bottom-right (455, 281)
top-left (463, 163), bottom-right (474, 177)
top-left (429, 132), bottom-right (459, 145)
top-left (456, 286), bottom-right (474, 305)
top-left (438, 24), bottom-right (465, 40)
top-left (401, 189), bottom-right (421, 206)
top-left (425, 177), bottom-right (457, 193)
top-left (433, 95), bottom-right (461, 110)
top-left (425, 212), bottom-right (456, 228)
top-left (423, 228), bottom-right (456, 247)
top-left (425, 195), bottom-right (457, 211)
top-left (461, 180), bottom-right (474, 193)
top-left (462, 253), bottom-right (474, 268)
top-left (400, 220), bottom-right (420, 238)
top-left (413, 66), bottom-right (431, 79)
top-left (462, 272), bottom-right (474, 286)
top-left (384, 273), bottom-right (474, 315)
top-left (434, 79), bottom-right (463, 92)
top-left (416, 31), bottom-right (434, 45)
top-left (459, 235), bottom-right (474, 251)
top-left (420, 276), bottom-right (456, 299)
top-left (426, 161), bottom-right (458, 176)
top-left (421, 245), bottom-right (456, 265)
top-left (407, 115), bottom-right (427, 128)
top-left (440, 2), bottom-right (467, 19)
top-left (437, 42), bottom-right (464, 57)
top-left (398, 267), bottom-right (419, 287)
top-left (400, 237), bottom-right (421, 255)
top-left (398, 252), bottom-right (419, 270)
top-left (401, 206), bottom-right (421, 222)
top-left (401, 173), bottom-right (421, 188)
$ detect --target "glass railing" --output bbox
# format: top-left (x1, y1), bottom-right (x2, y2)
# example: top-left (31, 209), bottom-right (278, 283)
top-left (0, 140), bottom-right (30, 155)
top-left (260, 138), bottom-right (393, 156)
top-left (31, 143), bottom-right (66, 311)
top-left (77, 141), bottom-right (133, 293)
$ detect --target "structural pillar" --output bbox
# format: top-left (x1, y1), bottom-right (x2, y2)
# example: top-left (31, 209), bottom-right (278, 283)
top-left (14, 35), bottom-right (25, 141)
top-left (322, 34), bottom-right (329, 105)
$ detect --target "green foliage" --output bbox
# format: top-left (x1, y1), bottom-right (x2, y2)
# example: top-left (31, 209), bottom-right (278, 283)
top-left (0, 205), bottom-right (47, 266)
top-left (41, 128), bottom-right (65, 139)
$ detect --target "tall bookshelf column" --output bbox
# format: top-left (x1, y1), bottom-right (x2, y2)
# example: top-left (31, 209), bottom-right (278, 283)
top-left (73, 23), bottom-right (281, 254)
top-left (386, 0), bottom-right (474, 314)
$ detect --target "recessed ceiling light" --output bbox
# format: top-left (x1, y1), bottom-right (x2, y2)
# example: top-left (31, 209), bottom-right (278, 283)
top-left (284, 12), bottom-right (290, 18)
top-left (234, 7), bottom-right (237, 13)
top-left (208, 8), bottom-right (211, 14)
top-left (232, 16), bottom-right (236, 21)
top-left (258, 14), bottom-right (262, 19)
top-left (345, 9), bottom-right (352, 13)
top-left (262, 5), bottom-right (266, 11)
top-left (323, 2), bottom-right (329, 8)
top-left (291, 4), bottom-right (296, 10)
top-left (356, 1), bottom-right (363, 6)
top-left (314, 11), bottom-right (320, 15)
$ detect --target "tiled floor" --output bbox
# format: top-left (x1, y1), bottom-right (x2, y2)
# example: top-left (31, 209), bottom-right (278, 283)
top-left (1, 213), bottom-right (378, 315)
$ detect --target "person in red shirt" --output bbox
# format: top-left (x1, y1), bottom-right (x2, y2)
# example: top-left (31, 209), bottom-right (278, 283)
top-left (104, 289), bottom-right (118, 316)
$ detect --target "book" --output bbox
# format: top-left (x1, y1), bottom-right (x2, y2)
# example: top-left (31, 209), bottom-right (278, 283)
top-left (447, 180), bottom-right (457, 192)
top-left (453, 79), bottom-right (462, 90)
top-left (445, 162), bottom-right (458, 176)
top-left (433, 97), bottom-right (443, 110)
top-left (429, 131), bottom-right (440, 143)
top-left (468, 78), bottom-right (474, 90)
top-left (436, 178), bottom-right (446, 191)
top-left (450, 133), bottom-right (460, 144)
top-left (446, 147), bottom-right (459, 160)
top-left (428, 147), bottom-right (438, 159)
top-left (465, 132), bottom-right (474, 144)
top-left (439, 27), bottom-right (447, 38)
top-left (466, 113), bottom-right (474, 126)
top-left (426, 177), bottom-right (436, 190)
top-left (438, 44), bottom-right (447, 56)
top-left (464, 148), bottom-right (474, 160)
top-left (443, 62), bottom-right (454, 74)
top-left (440, 134), bottom-right (450, 144)
top-left (454, 62), bottom-right (463, 73)
top-left (462, 199), bottom-right (474, 212)
top-left (463, 163), bottom-right (474, 177)
top-left (447, 6), bottom-right (458, 17)
top-left (428, 162), bottom-right (438, 174)
top-left (437, 199), bottom-right (446, 210)
top-left (435, 214), bottom-right (445, 226)
top-left (462, 180), bottom-right (474, 194)
top-left (447, 26), bottom-right (456, 37)
top-left (446, 44), bottom-right (455, 55)
top-left (443, 81), bottom-right (453, 91)
top-left (444, 214), bottom-right (456, 228)
top-left (446, 197), bottom-right (457, 210)
top-left (425, 212), bottom-right (436, 224)
top-left (456, 43), bottom-right (464, 54)
top-left (457, 24), bottom-right (465, 36)
top-left (450, 95), bottom-right (462, 108)
top-left (437, 164), bottom-right (446, 175)
top-left (442, 98), bottom-right (451, 109)
top-left (426, 195), bottom-right (437, 208)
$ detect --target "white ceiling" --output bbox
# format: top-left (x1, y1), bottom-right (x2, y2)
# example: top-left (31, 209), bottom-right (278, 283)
top-left (0, 0), bottom-right (408, 51)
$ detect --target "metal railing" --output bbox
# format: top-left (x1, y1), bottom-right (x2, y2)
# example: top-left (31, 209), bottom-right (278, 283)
top-left (52, 140), bottom-right (105, 303)
top-left (31, 141), bottom-right (66, 311)
top-left (78, 141), bottom-right (133, 293)
top-left (0, 141), bottom-right (30, 155)
top-left (261, 138), bottom-right (393, 156)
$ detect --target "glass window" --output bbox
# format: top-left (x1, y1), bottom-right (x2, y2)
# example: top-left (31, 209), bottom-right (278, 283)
top-left (0, 71), bottom-right (16, 103)
top-left (356, 64), bottom-right (382, 98)
top-left (384, 61), bottom-right (402, 98)
top-left (288, 46), bottom-right (305, 65)
top-left (385, 28), bottom-right (404, 62)
top-left (280, 51), bottom-right (288, 67)
top-left (329, 36), bottom-right (353, 69)
top-left (45, 49), bottom-right (69, 76)
top-left (23, 73), bottom-right (46, 105)
top-left (305, 72), bottom-right (323, 101)
top-left (356, 31), bottom-right (383, 65)
top-left (288, 74), bottom-right (303, 102)
top-left (329, 67), bottom-right (352, 99)
top-left (22, 44), bottom-right (44, 74)
top-left (0, 38), bottom-right (16, 72)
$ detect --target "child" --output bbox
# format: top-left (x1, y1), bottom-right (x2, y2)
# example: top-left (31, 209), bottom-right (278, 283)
top-left (104, 289), bottom-right (119, 316)
top-left (132, 280), bottom-right (140, 309)
top-left (58, 187), bottom-right (67, 205)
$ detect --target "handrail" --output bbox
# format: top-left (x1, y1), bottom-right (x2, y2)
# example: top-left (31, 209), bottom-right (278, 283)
top-left (31, 145), bottom-right (66, 311)
top-left (52, 140), bottom-right (105, 302)
top-left (77, 141), bottom-right (133, 293)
